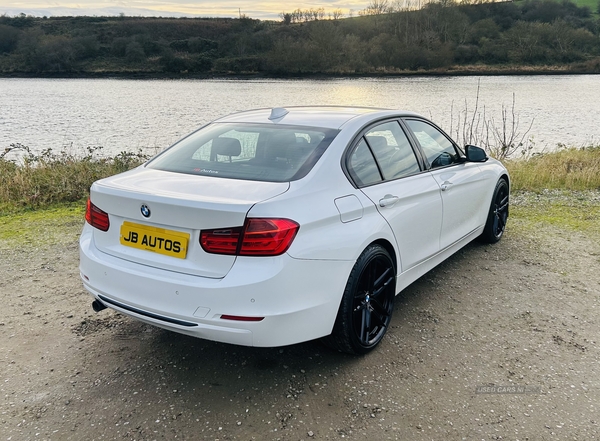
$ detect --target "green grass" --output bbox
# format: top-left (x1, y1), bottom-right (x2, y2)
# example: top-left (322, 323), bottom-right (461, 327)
top-left (510, 192), bottom-right (600, 237)
top-left (504, 146), bottom-right (600, 192)
top-left (513, 0), bottom-right (599, 16)
top-left (0, 203), bottom-right (84, 249)
top-left (0, 143), bottom-right (599, 249)
top-left (571, 0), bottom-right (598, 11)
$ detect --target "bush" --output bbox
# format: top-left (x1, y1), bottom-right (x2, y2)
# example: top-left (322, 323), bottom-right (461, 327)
top-left (125, 41), bottom-right (145, 62)
top-left (0, 24), bottom-right (20, 53)
top-left (213, 56), bottom-right (265, 73)
top-left (159, 50), bottom-right (188, 72)
top-left (0, 145), bottom-right (148, 212)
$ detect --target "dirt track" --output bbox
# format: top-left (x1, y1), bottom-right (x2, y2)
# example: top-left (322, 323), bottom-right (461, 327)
top-left (1, 205), bottom-right (600, 440)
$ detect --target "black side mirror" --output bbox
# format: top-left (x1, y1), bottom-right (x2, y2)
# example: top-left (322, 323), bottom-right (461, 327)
top-left (465, 145), bottom-right (488, 162)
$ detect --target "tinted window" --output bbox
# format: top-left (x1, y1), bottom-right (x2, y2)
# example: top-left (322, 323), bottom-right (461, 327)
top-left (406, 120), bottom-right (460, 169)
top-left (147, 123), bottom-right (338, 182)
top-left (348, 139), bottom-right (382, 187)
top-left (365, 121), bottom-right (420, 180)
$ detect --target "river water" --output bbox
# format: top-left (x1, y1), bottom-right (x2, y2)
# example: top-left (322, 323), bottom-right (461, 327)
top-left (1, 75), bottom-right (599, 158)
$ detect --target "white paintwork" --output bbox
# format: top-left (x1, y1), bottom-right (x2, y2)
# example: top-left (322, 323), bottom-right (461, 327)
top-left (79, 106), bottom-right (508, 348)
top-left (334, 195), bottom-right (364, 223)
top-left (91, 169), bottom-right (289, 278)
top-left (429, 162), bottom-right (492, 249)
top-left (359, 172), bottom-right (442, 272)
top-left (81, 223), bottom-right (353, 346)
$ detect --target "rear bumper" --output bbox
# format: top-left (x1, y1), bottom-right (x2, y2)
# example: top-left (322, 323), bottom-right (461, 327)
top-left (79, 225), bottom-right (353, 347)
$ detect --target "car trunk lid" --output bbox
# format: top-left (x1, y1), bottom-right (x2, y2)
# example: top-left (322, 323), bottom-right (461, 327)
top-left (89, 168), bottom-right (290, 278)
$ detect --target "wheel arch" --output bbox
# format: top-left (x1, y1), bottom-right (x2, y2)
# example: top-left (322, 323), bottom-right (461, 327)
top-left (500, 172), bottom-right (510, 189)
top-left (370, 238), bottom-right (398, 277)
top-left (323, 237), bottom-right (398, 354)
top-left (500, 172), bottom-right (510, 215)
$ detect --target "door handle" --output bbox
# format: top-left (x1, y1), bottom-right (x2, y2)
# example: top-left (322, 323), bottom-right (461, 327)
top-left (440, 181), bottom-right (453, 191)
top-left (379, 194), bottom-right (399, 207)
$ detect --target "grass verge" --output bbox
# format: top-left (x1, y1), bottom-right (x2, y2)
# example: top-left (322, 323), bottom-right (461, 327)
top-left (0, 145), bottom-right (148, 215)
top-left (0, 203), bottom-right (85, 250)
top-left (1, 191), bottom-right (598, 250)
top-left (505, 146), bottom-right (600, 192)
top-left (2, 144), bottom-right (599, 214)
top-left (0, 144), bottom-right (599, 249)
top-left (510, 190), bottom-right (600, 239)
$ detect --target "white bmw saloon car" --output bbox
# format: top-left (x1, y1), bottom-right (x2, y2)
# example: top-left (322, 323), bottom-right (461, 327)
top-left (80, 106), bottom-right (509, 354)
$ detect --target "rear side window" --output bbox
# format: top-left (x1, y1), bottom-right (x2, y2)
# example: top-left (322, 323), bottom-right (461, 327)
top-left (364, 121), bottom-right (420, 180)
top-left (348, 139), bottom-right (382, 187)
top-left (147, 123), bottom-right (339, 182)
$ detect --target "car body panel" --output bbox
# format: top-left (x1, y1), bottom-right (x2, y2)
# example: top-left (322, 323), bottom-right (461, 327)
top-left (359, 172), bottom-right (442, 272)
top-left (214, 106), bottom-right (417, 130)
top-left (79, 106), bottom-right (509, 348)
top-left (90, 168), bottom-right (289, 278)
top-left (80, 223), bottom-right (352, 347)
top-left (429, 162), bottom-right (492, 249)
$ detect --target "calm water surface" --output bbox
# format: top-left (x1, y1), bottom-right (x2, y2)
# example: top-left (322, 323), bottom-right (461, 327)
top-left (1, 76), bottom-right (599, 157)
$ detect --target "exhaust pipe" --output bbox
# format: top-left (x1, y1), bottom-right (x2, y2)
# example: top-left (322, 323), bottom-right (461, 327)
top-left (92, 299), bottom-right (107, 313)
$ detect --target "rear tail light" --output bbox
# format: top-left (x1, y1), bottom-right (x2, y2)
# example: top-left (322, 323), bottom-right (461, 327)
top-left (199, 227), bottom-right (242, 255)
top-left (85, 199), bottom-right (110, 232)
top-left (201, 218), bottom-right (299, 256)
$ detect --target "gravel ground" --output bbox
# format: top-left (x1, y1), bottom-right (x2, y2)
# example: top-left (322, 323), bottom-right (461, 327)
top-left (1, 194), bottom-right (600, 441)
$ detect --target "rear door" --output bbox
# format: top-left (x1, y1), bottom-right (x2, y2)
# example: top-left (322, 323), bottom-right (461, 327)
top-left (347, 120), bottom-right (442, 272)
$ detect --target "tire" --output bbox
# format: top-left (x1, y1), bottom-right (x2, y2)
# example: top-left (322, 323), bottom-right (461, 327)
top-left (323, 244), bottom-right (396, 355)
top-left (480, 178), bottom-right (509, 244)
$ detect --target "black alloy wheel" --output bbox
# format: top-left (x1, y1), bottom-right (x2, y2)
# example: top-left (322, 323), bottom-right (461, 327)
top-left (324, 244), bottom-right (396, 355)
top-left (481, 178), bottom-right (509, 243)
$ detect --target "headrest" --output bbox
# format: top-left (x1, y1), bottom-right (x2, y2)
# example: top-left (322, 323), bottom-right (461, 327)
top-left (366, 135), bottom-right (388, 151)
top-left (265, 131), bottom-right (298, 158)
top-left (212, 137), bottom-right (242, 157)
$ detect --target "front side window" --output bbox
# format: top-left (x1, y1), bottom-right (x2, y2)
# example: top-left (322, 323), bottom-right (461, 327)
top-left (147, 123), bottom-right (338, 182)
top-left (406, 119), bottom-right (460, 169)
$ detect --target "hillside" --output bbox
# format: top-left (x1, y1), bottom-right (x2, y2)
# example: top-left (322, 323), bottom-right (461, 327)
top-left (0, 0), bottom-right (599, 76)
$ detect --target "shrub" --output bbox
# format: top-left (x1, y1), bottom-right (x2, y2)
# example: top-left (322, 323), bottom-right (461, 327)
top-left (0, 145), bottom-right (148, 212)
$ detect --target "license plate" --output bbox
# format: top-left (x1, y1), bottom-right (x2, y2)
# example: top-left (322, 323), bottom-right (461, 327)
top-left (120, 221), bottom-right (190, 259)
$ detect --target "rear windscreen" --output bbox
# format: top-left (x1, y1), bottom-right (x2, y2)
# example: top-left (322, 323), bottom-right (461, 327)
top-left (146, 123), bottom-right (339, 182)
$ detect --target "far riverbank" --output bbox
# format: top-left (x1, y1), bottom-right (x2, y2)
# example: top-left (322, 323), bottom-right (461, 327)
top-left (1, 63), bottom-right (599, 80)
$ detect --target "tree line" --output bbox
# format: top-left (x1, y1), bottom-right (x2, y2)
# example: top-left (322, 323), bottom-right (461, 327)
top-left (0, 0), bottom-right (599, 76)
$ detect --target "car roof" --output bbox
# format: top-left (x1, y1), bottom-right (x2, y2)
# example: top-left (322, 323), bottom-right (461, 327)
top-left (213, 106), bottom-right (424, 130)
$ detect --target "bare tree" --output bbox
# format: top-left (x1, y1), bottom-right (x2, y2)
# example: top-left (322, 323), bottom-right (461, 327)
top-left (449, 81), bottom-right (535, 160)
top-left (488, 94), bottom-right (535, 160)
top-left (279, 11), bottom-right (292, 24)
top-left (332, 9), bottom-right (344, 20)
top-left (291, 9), bottom-right (302, 23)
top-left (360, 0), bottom-right (392, 15)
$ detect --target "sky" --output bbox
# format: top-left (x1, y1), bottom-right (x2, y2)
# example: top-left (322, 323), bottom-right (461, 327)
top-left (0, 1), bottom-right (374, 20)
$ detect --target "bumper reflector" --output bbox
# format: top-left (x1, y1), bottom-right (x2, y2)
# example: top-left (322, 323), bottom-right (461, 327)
top-left (220, 315), bottom-right (264, 322)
